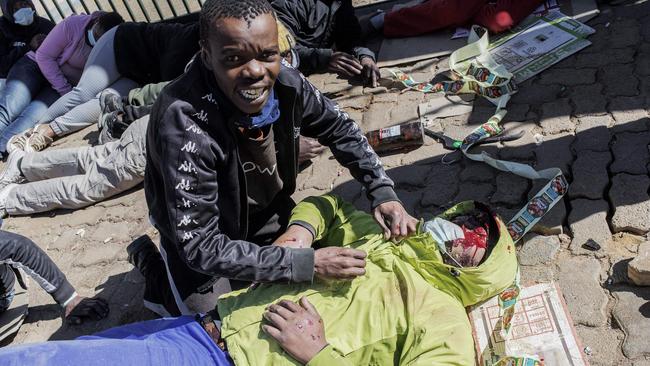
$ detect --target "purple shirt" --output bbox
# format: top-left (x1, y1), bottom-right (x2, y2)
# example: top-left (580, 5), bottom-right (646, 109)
top-left (35, 12), bottom-right (100, 95)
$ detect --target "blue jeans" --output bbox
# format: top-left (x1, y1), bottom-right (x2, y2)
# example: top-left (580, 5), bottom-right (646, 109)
top-left (0, 87), bottom-right (58, 153)
top-left (0, 57), bottom-right (56, 153)
top-left (0, 264), bottom-right (15, 313)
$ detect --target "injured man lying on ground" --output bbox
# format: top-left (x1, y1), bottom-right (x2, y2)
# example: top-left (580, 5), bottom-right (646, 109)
top-left (0, 195), bottom-right (517, 365)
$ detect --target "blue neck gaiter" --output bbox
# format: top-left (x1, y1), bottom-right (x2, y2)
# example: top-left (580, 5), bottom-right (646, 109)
top-left (235, 89), bottom-right (280, 129)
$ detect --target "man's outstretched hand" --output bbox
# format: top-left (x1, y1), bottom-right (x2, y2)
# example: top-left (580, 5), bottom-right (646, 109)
top-left (64, 296), bottom-right (109, 325)
top-left (314, 247), bottom-right (366, 280)
top-left (373, 201), bottom-right (418, 240)
top-left (262, 297), bottom-right (328, 365)
top-left (360, 56), bottom-right (380, 88)
top-left (328, 52), bottom-right (363, 78)
top-left (298, 136), bottom-right (327, 164)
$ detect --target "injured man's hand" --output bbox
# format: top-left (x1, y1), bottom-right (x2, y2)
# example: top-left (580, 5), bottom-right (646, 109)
top-left (262, 297), bottom-right (328, 365)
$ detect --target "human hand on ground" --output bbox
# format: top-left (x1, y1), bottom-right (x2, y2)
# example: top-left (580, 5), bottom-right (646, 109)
top-left (298, 136), bottom-right (327, 164)
top-left (30, 33), bottom-right (46, 51)
top-left (273, 224), bottom-right (314, 249)
top-left (64, 296), bottom-right (109, 325)
top-left (373, 201), bottom-right (418, 240)
top-left (327, 52), bottom-right (363, 78)
top-left (262, 297), bottom-right (328, 364)
top-left (313, 247), bottom-right (366, 280)
top-left (360, 56), bottom-right (380, 88)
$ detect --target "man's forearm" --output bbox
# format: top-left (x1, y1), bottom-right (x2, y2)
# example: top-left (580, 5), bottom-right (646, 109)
top-left (295, 44), bottom-right (332, 74)
top-left (353, 47), bottom-right (376, 62)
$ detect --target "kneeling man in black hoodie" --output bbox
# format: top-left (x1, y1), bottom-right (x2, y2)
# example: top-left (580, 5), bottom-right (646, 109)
top-left (141, 0), bottom-right (417, 316)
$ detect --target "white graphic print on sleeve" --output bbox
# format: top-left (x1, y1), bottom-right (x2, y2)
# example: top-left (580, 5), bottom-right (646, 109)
top-left (201, 93), bottom-right (218, 106)
top-left (333, 104), bottom-right (350, 120)
top-left (193, 110), bottom-right (209, 123)
top-left (186, 124), bottom-right (203, 135)
top-left (178, 160), bottom-right (198, 174)
top-left (181, 231), bottom-right (195, 242)
top-left (175, 178), bottom-right (192, 191)
top-left (181, 141), bottom-right (198, 154)
top-left (178, 214), bottom-right (199, 227)
top-left (175, 108), bottom-right (209, 242)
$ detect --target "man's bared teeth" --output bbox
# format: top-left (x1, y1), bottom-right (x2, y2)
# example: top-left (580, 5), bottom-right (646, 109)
top-left (238, 89), bottom-right (264, 101)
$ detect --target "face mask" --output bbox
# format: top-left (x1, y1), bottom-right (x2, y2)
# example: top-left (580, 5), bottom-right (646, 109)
top-left (13, 7), bottom-right (34, 26)
top-left (87, 29), bottom-right (97, 46)
top-left (235, 89), bottom-right (280, 129)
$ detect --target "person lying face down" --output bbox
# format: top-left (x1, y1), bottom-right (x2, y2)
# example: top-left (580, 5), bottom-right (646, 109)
top-left (0, 195), bottom-right (516, 366)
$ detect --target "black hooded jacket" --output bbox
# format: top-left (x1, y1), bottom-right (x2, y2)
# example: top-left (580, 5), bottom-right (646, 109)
top-left (113, 21), bottom-right (200, 85)
top-left (145, 58), bottom-right (397, 297)
top-left (0, 0), bottom-right (53, 77)
top-left (270, 0), bottom-right (375, 75)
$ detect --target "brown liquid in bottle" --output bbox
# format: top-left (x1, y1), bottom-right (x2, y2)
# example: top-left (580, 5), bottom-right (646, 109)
top-left (365, 121), bottom-right (424, 154)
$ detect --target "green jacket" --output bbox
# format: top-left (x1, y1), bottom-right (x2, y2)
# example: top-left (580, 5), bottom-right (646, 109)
top-left (218, 195), bottom-right (518, 365)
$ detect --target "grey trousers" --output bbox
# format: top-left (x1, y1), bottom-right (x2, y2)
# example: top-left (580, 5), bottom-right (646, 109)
top-left (6, 115), bottom-right (148, 215)
top-left (38, 26), bottom-right (138, 136)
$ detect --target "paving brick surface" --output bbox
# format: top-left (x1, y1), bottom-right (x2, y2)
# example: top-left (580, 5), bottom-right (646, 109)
top-left (609, 174), bottom-right (650, 234)
top-left (557, 256), bottom-right (608, 327)
top-left (601, 64), bottom-right (639, 97)
top-left (569, 199), bottom-right (611, 251)
top-left (569, 151), bottom-right (612, 199)
top-left (613, 287), bottom-right (650, 359)
top-left (517, 234), bottom-right (560, 266)
top-left (572, 114), bottom-right (612, 152)
top-left (491, 172), bottom-right (529, 206)
top-left (540, 98), bottom-right (575, 135)
top-left (610, 132), bottom-right (650, 175)
top-left (539, 68), bottom-right (597, 86)
top-left (610, 96), bottom-right (650, 132)
top-left (572, 83), bottom-right (607, 116)
top-left (574, 47), bottom-right (635, 68)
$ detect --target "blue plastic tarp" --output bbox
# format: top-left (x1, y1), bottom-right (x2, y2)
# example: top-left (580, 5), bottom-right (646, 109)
top-left (0, 316), bottom-right (233, 366)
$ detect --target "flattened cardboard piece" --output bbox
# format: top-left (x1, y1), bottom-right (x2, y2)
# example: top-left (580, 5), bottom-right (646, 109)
top-left (0, 283), bottom-right (28, 342)
top-left (559, 0), bottom-right (600, 24)
top-left (418, 95), bottom-right (474, 126)
top-left (374, 0), bottom-right (599, 67)
top-left (378, 30), bottom-right (465, 67)
top-left (469, 282), bottom-right (588, 366)
top-left (488, 10), bottom-right (595, 83)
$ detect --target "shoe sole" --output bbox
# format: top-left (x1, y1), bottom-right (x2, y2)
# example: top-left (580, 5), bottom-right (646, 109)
top-left (6, 135), bottom-right (27, 154)
top-left (24, 134), bottom-right (52, 153)
top-left (0, 152), bottom-right (24, 190)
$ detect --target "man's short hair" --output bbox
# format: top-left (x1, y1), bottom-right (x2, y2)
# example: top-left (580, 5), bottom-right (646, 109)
top-left (96, 12), bottom-right (125, 32)
top-left (199, 0), bottom-right (275, 40)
